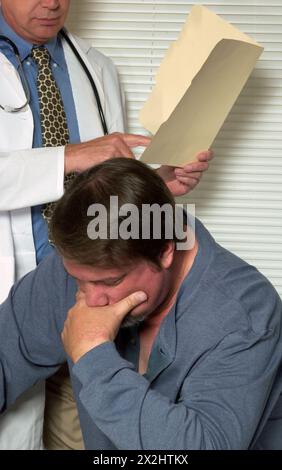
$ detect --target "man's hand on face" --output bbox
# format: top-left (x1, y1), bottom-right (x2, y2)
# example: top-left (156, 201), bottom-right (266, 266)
top-left (61, 290), bottom-right (147, 363)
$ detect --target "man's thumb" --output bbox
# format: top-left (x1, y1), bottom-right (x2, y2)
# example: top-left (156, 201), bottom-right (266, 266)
top-left (115, 291), bottom-right (147, 318)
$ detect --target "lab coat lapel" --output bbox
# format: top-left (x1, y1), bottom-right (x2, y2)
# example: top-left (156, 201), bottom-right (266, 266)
top-left (0, 52), bottom-right (29, 110)
top-left (0, 53), bottom-right (33, 151)
top-left (62, 33), bottom-right (105, 141)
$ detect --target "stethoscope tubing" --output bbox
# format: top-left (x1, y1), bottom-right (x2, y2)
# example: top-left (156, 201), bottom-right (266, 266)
top-left (60, 29), bottom-right (108, 135)
top-left (0, 31), bottom-right (108, 134)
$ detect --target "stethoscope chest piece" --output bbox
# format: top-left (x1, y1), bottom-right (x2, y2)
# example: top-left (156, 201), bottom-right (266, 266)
top-left (0, 35), bottom-right (30, 112)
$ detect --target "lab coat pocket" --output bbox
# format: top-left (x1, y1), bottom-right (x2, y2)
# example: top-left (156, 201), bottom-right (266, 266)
top-left (0, 108), bottom-right (33, 151)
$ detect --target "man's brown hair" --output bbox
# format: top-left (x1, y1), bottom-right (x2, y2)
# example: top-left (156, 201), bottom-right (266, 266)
top-left (51, 157), bottom-right (182, 268)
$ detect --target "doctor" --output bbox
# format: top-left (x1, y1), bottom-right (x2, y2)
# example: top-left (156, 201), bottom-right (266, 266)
top-left (0, 0), bottom-right (213, 451)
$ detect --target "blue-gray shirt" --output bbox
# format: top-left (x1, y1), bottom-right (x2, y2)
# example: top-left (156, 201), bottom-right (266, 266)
top-left (0, 219), bottom-right (281, 449)
top-left (0, 10), bottom-right (80, 264)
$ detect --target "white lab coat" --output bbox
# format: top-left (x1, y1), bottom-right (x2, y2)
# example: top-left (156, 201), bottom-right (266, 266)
top-left (0, 32), bottom-right (125, 449)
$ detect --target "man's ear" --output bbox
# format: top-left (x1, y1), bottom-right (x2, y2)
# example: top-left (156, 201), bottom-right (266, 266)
top-left (159, 242), bottom-right (175, 269)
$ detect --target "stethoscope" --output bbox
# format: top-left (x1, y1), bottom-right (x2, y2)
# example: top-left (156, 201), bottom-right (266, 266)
top-left (0, 29), bottom-right (108, 135)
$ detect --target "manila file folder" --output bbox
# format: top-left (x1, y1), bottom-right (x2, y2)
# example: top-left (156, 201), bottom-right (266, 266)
top-left (140, 5), bottom-right (263, 167)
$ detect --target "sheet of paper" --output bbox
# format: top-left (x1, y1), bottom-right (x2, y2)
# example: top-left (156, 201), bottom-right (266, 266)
top-left (140, 5), bottom-right (263, 167)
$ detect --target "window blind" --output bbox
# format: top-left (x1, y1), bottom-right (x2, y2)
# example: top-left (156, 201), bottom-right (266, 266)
top-left (67, 0), bottom-right (282, 297)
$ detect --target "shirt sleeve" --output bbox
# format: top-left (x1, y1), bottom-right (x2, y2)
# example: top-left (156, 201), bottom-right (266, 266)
top-left (0, 252), bottom-right (69, 411)
top-left (73, 321), bottom-right (282, 450)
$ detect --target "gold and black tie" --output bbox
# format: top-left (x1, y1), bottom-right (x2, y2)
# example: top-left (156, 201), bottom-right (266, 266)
top-left (31, 46), bottom-right (75, 224)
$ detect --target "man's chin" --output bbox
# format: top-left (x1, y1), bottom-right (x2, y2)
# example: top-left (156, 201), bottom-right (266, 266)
top-left (121, 311), bottom-right (149, 329)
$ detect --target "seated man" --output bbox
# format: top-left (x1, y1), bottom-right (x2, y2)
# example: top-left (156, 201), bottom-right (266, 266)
top-left (0, 158), bottom-right (281, 450)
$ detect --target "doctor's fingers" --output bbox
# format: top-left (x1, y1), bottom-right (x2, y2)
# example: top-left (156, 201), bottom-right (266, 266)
top-left (175, 174), bottom-right (203, 186)
top-left (175, 162), bottom-right (209, 175)
top-left (90, 132), bottom-right (150, 159)
top-left (103, 132), bottom-right (151, 158)
top-left (87, 133), bottom-right (134, 158)
top-left (176, 178), bottom-right (201, 192)
top-left (174, 170), bottom-right (203, 180)
top-left (196, 149), bottom-right (214, 162)
top-left (119, 133), bottom-right (151, 148)
top-left (108, 137), bottom-right (135, 159)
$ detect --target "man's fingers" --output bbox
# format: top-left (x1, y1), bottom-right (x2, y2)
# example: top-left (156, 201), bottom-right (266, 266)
top-left (75, 290), bottom-right (85, 302)
top-left (196, 150), bottom-right (214, 162)
top-left (115, 139), bottom-right (135, 158)
top-left (121, 133), bottom-right (152, 148)
top-left (176, 162), bottom-right (209, 173)
top-left (175, 176), bottom-right (202, 185)
top-left (105, 133), bottom-right (151, 158)
top-left (175, 170), bottom-right (202, 179)
top-left (115, 291), bottom-right (147, 319)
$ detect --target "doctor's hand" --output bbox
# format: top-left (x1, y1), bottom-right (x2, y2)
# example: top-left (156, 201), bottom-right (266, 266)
top-left (61, 290), bottom-right (147, 363)
top-left (157, 149), bottom-right (214, 197)
top-left (64, 132), bottom-right (151, 173)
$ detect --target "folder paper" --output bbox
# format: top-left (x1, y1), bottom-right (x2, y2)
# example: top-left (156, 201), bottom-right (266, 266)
top-left (140, 5), bottom-right (263, 167)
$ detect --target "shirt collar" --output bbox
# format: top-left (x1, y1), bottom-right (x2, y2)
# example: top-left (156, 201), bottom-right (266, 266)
top-left (35, 35), bottom-right (66, 70)
top-left (0, 8), bottom-right (65, 69)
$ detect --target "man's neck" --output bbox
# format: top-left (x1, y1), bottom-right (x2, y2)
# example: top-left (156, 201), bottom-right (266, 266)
top-left (143, 237), bottom-right (199, 330)
top-left (138, 238), bottom-right (198, 375)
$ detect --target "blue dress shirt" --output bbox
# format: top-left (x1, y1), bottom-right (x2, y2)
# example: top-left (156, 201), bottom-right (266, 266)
top-left (0, 10), bottom-right (81, 264)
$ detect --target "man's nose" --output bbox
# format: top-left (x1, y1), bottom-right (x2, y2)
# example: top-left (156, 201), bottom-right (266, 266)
top-left (41, 0), bottom-right (60, 9)
top-left (84, 285), bottom-right (109, 308)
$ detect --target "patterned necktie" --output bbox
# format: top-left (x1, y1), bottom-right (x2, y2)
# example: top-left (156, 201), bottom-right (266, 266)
top-left (31, 46), bottom-right (75, 225)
